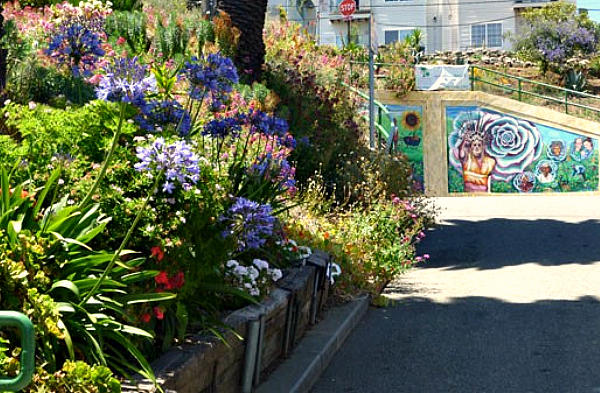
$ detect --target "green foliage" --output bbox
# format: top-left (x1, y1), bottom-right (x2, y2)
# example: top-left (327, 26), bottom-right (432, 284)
top-left (30, 361), bottom-right (120, 392)
top-left (105, 11), bottom-right (151, 56)
top-left (565, 69), bottom-right (587, 92)
top-left (0, 166), bottom-right (168, 383)
top-left (110, 0), bottom-right (142, 12)
top-left (154, 14), bottom-right (191, 62)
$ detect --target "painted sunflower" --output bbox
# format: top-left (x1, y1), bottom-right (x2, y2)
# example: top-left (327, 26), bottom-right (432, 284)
top-left (402, 110), bottom-right (421, 131)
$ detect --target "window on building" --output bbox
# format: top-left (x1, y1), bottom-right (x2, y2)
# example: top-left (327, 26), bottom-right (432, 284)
top-left (384, 30), bottom-right (399, 45)
top-left (471, 24), bottom-right (485, 47)
top-left (384, 29), bottom-right (415, 45)
top-left (486, 23), bottom-right (502, 47)
top-left (471, 23), bottom-right (502, 48)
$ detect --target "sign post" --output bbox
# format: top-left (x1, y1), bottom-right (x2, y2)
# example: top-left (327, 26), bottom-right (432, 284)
top-left (339, 0), bottom-right (356, 46)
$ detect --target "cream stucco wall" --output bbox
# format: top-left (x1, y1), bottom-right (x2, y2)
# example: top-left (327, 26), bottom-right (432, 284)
top-left (375, 91), bottom-right (600, 196)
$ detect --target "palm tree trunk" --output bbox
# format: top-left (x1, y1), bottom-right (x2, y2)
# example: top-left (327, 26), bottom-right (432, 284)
top-left (217, 0), bottom-right (268, 82)
top-left (0, 2), bottom-right (6, 94)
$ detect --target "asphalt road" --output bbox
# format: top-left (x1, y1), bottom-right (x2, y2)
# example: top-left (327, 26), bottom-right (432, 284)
top-left (312, 196), bottom-right (600, 393)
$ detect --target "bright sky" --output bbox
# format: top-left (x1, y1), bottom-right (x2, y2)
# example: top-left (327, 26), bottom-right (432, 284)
top-left (578, 0), bottom-right (600, 22)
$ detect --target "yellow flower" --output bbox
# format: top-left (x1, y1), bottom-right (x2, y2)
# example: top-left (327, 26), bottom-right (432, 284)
top-left (401, 111), bottom-right (421, 131)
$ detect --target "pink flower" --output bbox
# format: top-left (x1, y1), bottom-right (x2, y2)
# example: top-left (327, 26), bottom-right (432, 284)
top-left (87, 74), bottom-right (102, 84)
top-left (423, 254), bottom-right (430, 259)
top-left (153, 306), bottom-right (164, 320)
top-left (140, 313), bottom-right (151, 323)
top-left (116, 36), bottom-right (126, 45)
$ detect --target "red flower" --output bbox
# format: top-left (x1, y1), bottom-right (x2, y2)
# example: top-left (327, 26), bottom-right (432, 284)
top-left (140, 313), bottom-right (151, 323)
top-left (169, 271), bottom-right (185, 289)
top-left (155, 271), bottom-right (169, 286)
top-left (153, 306), bottom-right (164, 320)
top-left (151, 246), bottom-right (164, 262)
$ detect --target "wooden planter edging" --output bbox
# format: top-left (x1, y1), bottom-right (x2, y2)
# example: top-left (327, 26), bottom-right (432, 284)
top-left (123, 250), bottom-right (332, 393)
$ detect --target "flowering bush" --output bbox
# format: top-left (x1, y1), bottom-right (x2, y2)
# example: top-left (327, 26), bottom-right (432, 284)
top-left (512, 2), bottom-right (599, 74)
top-left (0, 1), bottom-right (433, 391)
top-left (46, 20), bottom-right (106, 77)
top-left (224, 259), bottom-right (282, 298)
top-left (220, 197), bottom-right (277, 251)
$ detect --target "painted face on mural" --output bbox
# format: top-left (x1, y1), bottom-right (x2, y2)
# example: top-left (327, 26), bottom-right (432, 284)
top-left (448, 108), bottom-right (599, 194)
top-left (470, 138), bottom-right (484, 158)
top-left (551, 142), bottom-right (563, 156)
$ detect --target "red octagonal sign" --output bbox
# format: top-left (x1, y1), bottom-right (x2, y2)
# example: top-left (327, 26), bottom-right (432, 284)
top-left (339, 0), bottom-right (356, 17)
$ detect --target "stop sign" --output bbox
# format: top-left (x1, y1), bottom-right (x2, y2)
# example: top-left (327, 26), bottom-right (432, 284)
top-left (339, 0), bottom-right (356, 17)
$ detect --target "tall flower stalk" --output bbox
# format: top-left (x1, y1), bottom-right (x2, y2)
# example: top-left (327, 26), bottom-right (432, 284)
top-left (80, 136), bottom-right (200, 305)
top-left (79, 57), bottom-right (157, 208)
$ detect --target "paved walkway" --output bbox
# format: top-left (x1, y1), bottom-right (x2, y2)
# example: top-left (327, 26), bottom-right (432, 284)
top-left (312, 196), bottom-right (600, 393)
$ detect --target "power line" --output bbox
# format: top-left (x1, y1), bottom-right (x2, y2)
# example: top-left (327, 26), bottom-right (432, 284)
top-left (379, 15), bottom-right (516, 28)
top-left (272, 0), bottom-right (528, 9)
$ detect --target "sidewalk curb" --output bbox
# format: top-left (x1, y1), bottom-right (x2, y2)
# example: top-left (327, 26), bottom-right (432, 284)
top-left (256, 294), bottom-right (371, 393)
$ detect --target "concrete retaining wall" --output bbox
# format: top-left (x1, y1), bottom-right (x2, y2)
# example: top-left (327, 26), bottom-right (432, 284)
top-left (122, 251), bottom-right (332, 393)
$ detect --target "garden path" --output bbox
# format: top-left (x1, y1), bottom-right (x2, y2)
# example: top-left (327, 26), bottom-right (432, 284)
top-left (312, 195), bottom-right (600, 393)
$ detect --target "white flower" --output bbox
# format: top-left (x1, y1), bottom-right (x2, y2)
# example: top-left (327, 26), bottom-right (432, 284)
top-left (28, 101), bottom-right (37, 110)
top-left (288, 239), bottom-right (298, 247)
top-left (233, 265), bottom-right (248, 277)
top-left (248, 266), bottom-right (259, 280)
top-left (244, 283), bottom-right (253, 289)
top-left (250, 288), bottom-right (260, 297)
top-left (298, 246), bottom-right (312, 259)
top-left (253, 259), bottom-right (270, 271)
top-left (226, 260), bottom-right (239, 268)
top-left (270, 268), bottom-right (283, 281)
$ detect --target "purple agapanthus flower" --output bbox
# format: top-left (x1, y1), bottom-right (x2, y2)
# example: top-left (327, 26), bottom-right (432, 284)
top-left (202, 116), bottom-right (243, 139)
top-left (134, 136), bottom-right (200, 194)
top-left (96, 57), bottom-right (157, 106)
top-left (220, 197), bottom-right (277, 251)
top-left (249, 154), bottom-right (297, 191)
top-left (136, 99), bottom-right (192, 136)
top-left (245, 109), bottom-right (289, 136)
top-left (180, 53), bottom-right (239, 109)
top-left (46, 22), bottom-right (105, 77)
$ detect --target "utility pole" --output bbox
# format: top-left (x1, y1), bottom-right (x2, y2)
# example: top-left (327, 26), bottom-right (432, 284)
top-left (368, 11), bottom-right (375, 149)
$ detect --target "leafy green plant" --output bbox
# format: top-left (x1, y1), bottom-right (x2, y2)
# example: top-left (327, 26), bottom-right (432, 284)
top-left (0, 166), bottom-right (173, 382)
top-left (565, 69), bottom-right (587, 93)
top-left (105, 11), bottom-right (151, 56)
top-left (111, 0), bottom-right (142, 11)
top-left (154, 14), bottom-right (191, 62)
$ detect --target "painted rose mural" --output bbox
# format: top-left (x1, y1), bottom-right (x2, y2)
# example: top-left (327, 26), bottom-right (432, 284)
top-left (447, 107), bottom-right (599, 193)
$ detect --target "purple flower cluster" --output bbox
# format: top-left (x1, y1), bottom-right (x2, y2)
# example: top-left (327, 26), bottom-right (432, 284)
top-left (134, 137), bottom-right (200, 194)
top-left (136, 99), bottom-right (192, 136)
top-left (220, 197), bottom-right (276, 251)
top-left (534, 21), bottom-right (597, 64)
top-left (46, 22), bottom-right (105, 77)
top-left (202, 116), bottom-right (243, 139)
top-left (96, 57), bottom-right (157, 106)
top-left (180, 53), bottom-right (239, 109)
top-left (245, 109), bottom-right (289, 136)
top-left (249, 154), bottom-right (296, 191)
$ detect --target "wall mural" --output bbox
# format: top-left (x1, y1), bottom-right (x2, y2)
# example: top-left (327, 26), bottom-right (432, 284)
top-left (447, 106), bottom-right (599, 193)
top-left (386, 105), bottom-right (425, 193)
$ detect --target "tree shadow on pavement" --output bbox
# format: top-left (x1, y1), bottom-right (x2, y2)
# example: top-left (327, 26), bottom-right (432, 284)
top-left (312, 296), bottom-right (600, 393)
top-left (416, 219), bottom-right (600, 270)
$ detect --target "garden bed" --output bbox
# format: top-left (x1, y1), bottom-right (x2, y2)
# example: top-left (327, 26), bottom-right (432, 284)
top-left (122, 251), bottom-right (332, 393)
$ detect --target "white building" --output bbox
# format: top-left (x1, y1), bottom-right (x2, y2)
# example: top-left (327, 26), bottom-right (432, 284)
top-left (268, 0), bottom-right (576, 53)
